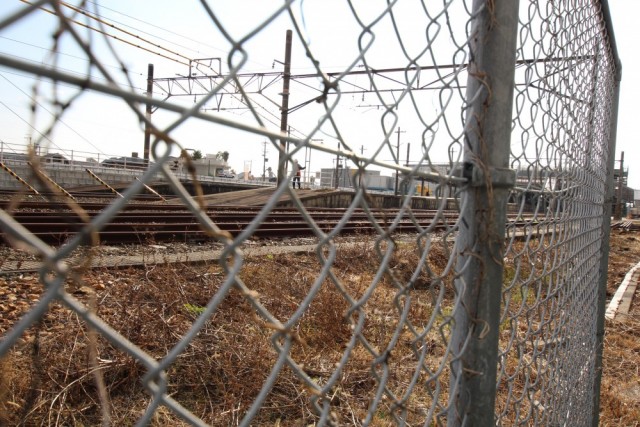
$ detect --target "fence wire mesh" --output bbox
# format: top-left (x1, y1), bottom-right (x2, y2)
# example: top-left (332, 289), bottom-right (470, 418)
top-left (0, 1), bottom-right (619, 426)
top-left (497, 2), bottom-right (619, 426)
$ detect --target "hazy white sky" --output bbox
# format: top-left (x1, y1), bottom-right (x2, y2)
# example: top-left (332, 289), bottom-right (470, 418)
top-left (0, 1), bottom-right (637, 189)
top-left (606, 1), bottom-right (639, 189)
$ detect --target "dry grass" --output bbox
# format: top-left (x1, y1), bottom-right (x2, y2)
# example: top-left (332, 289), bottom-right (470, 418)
top-left (0, 238), bottom-right (456, 426)
top-left (598, 231), bottom-right (640, 427)
top-left (0, 232), bottom-right (638, 426)
top-left (600, 315), bottom-right (640, 426)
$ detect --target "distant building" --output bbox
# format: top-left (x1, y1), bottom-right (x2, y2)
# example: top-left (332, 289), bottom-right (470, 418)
top-left (318, 165), bottom-right (451, 194)
top-left (178, 154), bottom-right (228, 177)
top-left (318, 167), bottom-right (393, 190)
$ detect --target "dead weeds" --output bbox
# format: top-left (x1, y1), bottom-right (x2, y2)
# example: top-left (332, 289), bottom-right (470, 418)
top-left (0, 232), bottom-right (638, 426)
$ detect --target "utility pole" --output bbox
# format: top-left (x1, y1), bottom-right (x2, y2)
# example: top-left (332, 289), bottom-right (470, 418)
top-left (394, 127), bottom-right (405, 196)
top-left (276, 30), bottom-right (292, 185)
top-left (334, 142), bottom-right (341, 189)
top-left (406, 142), bottom-right (410, 167)
top-left (143, 64), bottom-right (154, 167)
top-left (615, 151), bottom-right (625, 219)
top-left (405, 142), bottom-right (411, 195)
top-left (262, 141), bottom-right (268, 182)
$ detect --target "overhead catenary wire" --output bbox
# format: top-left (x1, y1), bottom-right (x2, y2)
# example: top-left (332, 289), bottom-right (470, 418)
top-left (2, 35), bottom-right (293, 150)
top-left (82, 0), bottom-right (218, 57)
top-left (0, 35), bottom-right (145, 79)
top-left (9, 1), bottom-right (317, 154)
top-left (0, 39), bottom-right (147, 92)
top-left (12, 0), bottom-right (308, 138)
top-left (83, 0), bottom-right (223, 55)
top-left (19, 0), bottom-right (191, 66)
top-left (58, 1), bottom-right (194, 64)
top-left (81, 0), bottom-right (273, 71)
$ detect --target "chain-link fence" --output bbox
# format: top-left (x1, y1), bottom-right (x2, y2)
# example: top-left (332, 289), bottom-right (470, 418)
top-left (0, 1), bottom-right (620, 426)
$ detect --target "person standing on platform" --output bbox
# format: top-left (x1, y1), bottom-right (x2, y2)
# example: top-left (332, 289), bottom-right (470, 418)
top-left (292, 159), bottom-right (305, 189)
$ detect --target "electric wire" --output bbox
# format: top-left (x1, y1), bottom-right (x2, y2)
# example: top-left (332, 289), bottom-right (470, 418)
top-left (82, 0), bottom-right (273, 71)
top-left (19, 0), bottom-right (190, 66)
top-left (83, 0), bottom-right (225, 55)
top-left (0, 36), bottom-right (145, 92)
top-left (0, 72), bottom-right (106, 156)
top-left (78, 2), bottom-right (214, 57)
top-left (7, 1), bottom-right (298, 153)
top-left (0, 34), bottom-right (144, 78)
top-left (58, 1), bottom-right (194, 64)
top-left (0, 98), bottom-right (62, 152)
top-left (0, 50), bottom-right (147, 92)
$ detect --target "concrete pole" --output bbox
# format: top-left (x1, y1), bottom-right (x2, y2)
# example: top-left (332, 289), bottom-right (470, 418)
top-left (143, 63), bottom-right (154, 167)
top-left (405, 142), bottom-right (410, 194)
top-left (615, 151), bottom-right (624, 219)
top-left (334, 142), bottom-right (340, 189)
top-left (394, 127), bottom-right (404, 196)
top-left (405, 142), bottom-right (410, 167)
top-left (448, 1), bottom-right (520, 425)
top-left (262, 141), bottom-right (268, 182)
top-left (277, 30), bottom-right (293, 186)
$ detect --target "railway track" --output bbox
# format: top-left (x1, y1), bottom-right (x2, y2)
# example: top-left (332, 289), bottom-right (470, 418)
top-left (0, 188), bottom-right (164, 202)
top-left (612, 220), bottom-right (640, 231)
top-left (0, 200), bottom-right (549, 246)
top-left (1, 201), bottom-right (465, 245)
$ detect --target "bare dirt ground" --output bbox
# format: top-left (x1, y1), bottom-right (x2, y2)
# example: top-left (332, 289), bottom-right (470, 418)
top-left (0, 231), bottom-right (638, 425)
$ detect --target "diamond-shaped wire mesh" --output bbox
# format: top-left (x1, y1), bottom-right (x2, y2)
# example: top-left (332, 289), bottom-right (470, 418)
top-left (498, 1), bottom-right (618, 426)
top-left (0, 1), bottom-right (619, 426)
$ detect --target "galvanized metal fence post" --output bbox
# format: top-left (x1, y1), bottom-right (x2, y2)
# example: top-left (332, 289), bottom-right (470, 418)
top-left (448, 1), bottom-right (520, 425)
top-left (592, 69), bottom-right (620, 427)
top-left (592, 3), bottom-right (622, 424)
